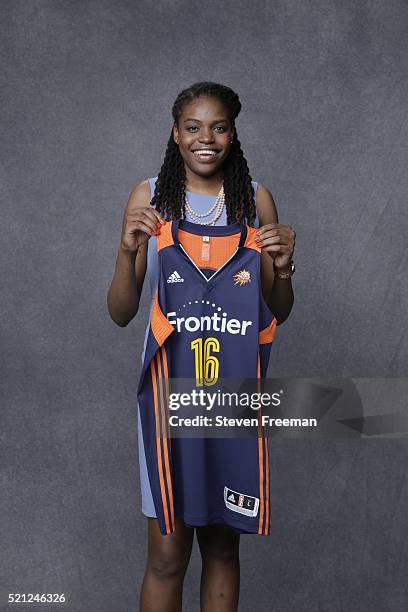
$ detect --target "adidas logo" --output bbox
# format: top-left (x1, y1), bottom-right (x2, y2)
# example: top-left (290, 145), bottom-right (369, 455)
top-left (228, 493), bottom-right (236, 502)
top-left (167, 270), bottom-right (184, 283)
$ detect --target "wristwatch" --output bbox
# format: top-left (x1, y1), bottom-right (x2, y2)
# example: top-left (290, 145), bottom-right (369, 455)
top-left (275, 260), bottom-right (295, 279)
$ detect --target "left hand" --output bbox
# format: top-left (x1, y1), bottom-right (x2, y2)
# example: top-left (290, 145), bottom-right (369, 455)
top-left (255, 223), bottom-right (296, 269)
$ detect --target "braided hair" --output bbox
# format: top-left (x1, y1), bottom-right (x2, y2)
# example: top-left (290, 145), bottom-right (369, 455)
top-left (150, 81), bottom-right (256, 226)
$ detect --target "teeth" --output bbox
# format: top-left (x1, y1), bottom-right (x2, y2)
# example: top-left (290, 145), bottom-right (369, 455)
top-left (194, 150), bottom-right (217, 156)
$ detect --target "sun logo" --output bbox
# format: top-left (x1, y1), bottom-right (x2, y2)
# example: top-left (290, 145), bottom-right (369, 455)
top-left (233, 269), bottom-right (251, 285)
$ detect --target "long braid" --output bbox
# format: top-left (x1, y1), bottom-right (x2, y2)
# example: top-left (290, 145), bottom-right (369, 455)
top-left (154, 137), bottom-right (186, 221)
top-left (150, 82), bottom-right (257, 226)
top-left (223, 134), bottom-right (256, 225)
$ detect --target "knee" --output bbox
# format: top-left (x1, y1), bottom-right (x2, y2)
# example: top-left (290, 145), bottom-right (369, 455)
top-left (201, 541), bottom-right (240, 565)
top-left (147, 549), bottom-right (190, 582)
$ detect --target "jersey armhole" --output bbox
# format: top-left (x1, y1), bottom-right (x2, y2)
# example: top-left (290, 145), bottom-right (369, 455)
top-left (257, 253), bottom-right (277, 325)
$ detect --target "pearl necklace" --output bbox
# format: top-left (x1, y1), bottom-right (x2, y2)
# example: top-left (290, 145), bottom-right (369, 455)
top-left (184, 185), bottom-right (225, 226)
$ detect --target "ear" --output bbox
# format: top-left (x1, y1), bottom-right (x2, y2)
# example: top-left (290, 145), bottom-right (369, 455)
top-left (173, 123), bottom-right (179, 145)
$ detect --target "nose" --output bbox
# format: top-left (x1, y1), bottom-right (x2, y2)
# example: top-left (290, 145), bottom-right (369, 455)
top-left (198, 128), bottom-right (215, 143)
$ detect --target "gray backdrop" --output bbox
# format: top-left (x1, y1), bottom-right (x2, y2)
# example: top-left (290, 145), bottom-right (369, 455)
top-left (1, 0), bottom-right (407, 610)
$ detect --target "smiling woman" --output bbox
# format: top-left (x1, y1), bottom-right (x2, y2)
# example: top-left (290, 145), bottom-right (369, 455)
top-left (150, 82), bottom-right (259, 226)
top-left (107, 81), bottom-right (296, 612)
top-left (176, 105), bottom-right (231, 166)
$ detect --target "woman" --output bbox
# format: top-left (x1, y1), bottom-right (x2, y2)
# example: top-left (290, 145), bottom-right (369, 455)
top-left (107, 82), bottom-right (295, 612)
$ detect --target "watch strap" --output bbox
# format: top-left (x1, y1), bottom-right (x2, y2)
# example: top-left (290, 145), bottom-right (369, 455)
top-left (275, 260), bottom-right (295, 279)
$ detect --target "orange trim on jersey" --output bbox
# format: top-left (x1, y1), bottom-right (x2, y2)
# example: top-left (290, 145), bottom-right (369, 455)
top-left (178, 229), bottom-right (241, 271)
top-left (257, 351), bottom-right (265, 534)
top-left (264, 435), bottom-right (271, 535)
top-left (259, 317), bottom-right (277, 345)
top-left (150, 358), bottom-right (171, 534)
top-left (257, 424), bottom-right (265, 534)
top-left (156, 347), bottom-right (175, 530)
top-left (151, 289), bottom-right (174, 347)
top-left (161, 346), bottom-right (171, 441)
top-left (156, 221), bottom-right (174, 252)
top-left (244, 226), bottom-right (262, 252)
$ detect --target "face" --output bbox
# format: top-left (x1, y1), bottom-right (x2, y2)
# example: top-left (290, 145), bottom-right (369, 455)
top-left (173, 96), bottom-right (234, 177)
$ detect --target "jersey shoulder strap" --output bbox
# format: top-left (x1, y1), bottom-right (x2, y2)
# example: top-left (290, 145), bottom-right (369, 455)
top-left (156, 220), bottom-right (174, 251)
top-left (243, 225), bottom-right (261, 252)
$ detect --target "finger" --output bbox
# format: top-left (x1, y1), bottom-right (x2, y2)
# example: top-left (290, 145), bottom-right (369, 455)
top-left (127, 213), bottom-right (161, 234)
top-left (259, 235), bottom-right (282, 244)
top-left (126, 219), bottom-right (159, 236)
top-left (151, 209), bottom-right (166, 225)
top-left (141, 211), bottom-right (165, 232)
top-left (257, 227), bottom-right (293, 240)
top-left (257, 235), bottom-right (289, 246)
top-left (256, 223), bottom-right (278, 234)
top-left (262, 244), bottom-right (293, 255)
top-left (256, 226), bottom-right (276, 238)
top-left (256, 230), bottom-right (286, 243)
top-left (261, 245), bottom-right (282, 252)
top-left (141, 209), bottom-right (166, 230)
top-left (257, 224), bottom-right (295, 237)
top-left (126, 207), bottom-right (165, 226)
top-left (258, 233), bottom-right (295, 249)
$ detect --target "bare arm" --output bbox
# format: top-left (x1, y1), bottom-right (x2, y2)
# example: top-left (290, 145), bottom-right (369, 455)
top-left (256, 185), bottom-right (295, 325)
top-left (106, 180), bottom-right (164, 327)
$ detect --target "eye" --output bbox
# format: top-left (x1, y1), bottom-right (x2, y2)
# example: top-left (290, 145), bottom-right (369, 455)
top-left (187, 126), bottom-right (199, 132)
top-left (214, 126), bottom-right (226, 133)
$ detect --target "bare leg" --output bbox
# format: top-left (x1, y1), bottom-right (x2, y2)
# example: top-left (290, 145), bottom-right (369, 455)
top-left (196, 524), bottom-right (240, 612)
top-left (140, 518), bottom-right (194, 612)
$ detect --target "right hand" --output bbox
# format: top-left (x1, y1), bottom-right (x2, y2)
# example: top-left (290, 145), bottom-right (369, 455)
top-left (120, 206), bottom-right (165, 252)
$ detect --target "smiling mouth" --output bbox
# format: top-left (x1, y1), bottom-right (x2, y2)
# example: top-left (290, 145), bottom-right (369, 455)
top-left (192, 149), bottom-right (220, 161)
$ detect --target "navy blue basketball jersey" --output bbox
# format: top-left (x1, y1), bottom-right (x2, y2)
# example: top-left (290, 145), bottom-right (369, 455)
top-left (137, 219), bottom-right (277, 535)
